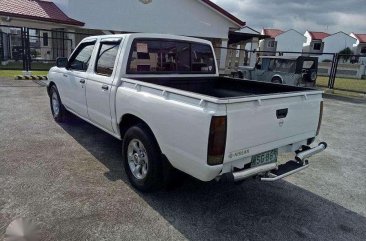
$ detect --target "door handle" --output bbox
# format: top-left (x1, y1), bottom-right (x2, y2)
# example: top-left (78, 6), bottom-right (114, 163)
top-left (101, 85), bottom-right (109, 91)
top-left (80, 79), bottom-right (86, 84)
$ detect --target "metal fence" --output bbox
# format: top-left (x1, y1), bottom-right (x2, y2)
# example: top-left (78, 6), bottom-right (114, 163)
top-left (0, 25), bottom-right (92, 71)
top-left (214, 46), bottom-right (366, 95)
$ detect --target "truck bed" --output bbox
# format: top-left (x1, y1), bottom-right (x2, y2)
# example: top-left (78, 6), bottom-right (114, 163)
top-left (130, 76), bottom-right (313, 98)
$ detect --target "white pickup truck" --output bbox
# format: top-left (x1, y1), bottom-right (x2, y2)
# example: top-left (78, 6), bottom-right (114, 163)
top-left (47, 33), bottom-right (327, 191)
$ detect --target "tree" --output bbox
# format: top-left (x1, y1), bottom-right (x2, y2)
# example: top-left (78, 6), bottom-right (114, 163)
top-left (338, 47), bottom-right (353, 62)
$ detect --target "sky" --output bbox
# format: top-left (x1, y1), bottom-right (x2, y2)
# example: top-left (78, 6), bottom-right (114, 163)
top-left (211, 0), bottom-right (366, 34)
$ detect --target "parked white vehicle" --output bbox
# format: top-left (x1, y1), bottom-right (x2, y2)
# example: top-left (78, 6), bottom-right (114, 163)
top-left (47, 33), bottom-right (327, 191)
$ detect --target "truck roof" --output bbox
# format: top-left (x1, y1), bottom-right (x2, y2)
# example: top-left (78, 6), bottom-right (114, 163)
top-left (81, 33), bottom-right (213, 46)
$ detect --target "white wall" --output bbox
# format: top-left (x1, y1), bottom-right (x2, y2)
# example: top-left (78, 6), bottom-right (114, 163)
top-left (321, 32), bottom-right (357, 61)
top-left (276, 30), bottom-right (305, 55)
top-left (53, 0), bottom-right (239, 39)
top-left (259, 38), bottom-right (276, 55)
top-left (303, 31), bottom-right (312, 47)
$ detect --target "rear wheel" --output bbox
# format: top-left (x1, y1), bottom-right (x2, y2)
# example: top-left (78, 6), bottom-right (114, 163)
top-left (122, 124), bottom-right (165, 192)
top-left (49, 85), bottom-right (68, 122)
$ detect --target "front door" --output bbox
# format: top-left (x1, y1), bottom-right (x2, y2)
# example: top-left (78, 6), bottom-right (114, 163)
top-left (86, 39), bottom-right (121, 132)
top-left (63, 41), bottom-right (96, 118)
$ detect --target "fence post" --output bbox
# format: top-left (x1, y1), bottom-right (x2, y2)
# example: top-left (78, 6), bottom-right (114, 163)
top-left (328, 54), bottom-right (335, 88)
top-left (21, 27), bottom-right (26, 72)
top-left (26, 28), bottom-right (31, 72)
top-left (331, 54), bottom-right (340, 89)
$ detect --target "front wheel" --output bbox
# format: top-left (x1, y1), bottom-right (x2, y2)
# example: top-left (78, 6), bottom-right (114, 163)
top-left (122, 124), bottom-right (165, 192)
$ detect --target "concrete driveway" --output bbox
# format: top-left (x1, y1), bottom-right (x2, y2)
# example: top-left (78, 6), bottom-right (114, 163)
top-left (0, 78), bottom-right (365, 241)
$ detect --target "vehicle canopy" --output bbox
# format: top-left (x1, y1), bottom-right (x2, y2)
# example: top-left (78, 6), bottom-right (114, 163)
top-left (258, 56), bottom-right (318, 74)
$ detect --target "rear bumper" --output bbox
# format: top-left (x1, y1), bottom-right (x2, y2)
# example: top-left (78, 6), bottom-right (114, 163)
top-left (220, 142), bottom-right (327, 182)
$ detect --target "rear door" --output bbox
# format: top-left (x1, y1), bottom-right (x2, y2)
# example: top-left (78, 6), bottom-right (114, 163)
top-left (86, 38), bottom-right (122, 132)
top-left (63, 40), bottom-right (96, 118)
top-left (224, 93), bottom-right (322, 162)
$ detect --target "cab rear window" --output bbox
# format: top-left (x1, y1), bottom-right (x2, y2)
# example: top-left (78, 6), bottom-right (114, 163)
top-left (127, 39), bottom-right (215, 74)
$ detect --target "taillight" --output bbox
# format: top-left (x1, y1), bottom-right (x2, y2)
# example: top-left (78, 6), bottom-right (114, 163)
top-left (207, 116), bottom-right (227, 166)
top-left (316, 101), bottom-right (323, 136)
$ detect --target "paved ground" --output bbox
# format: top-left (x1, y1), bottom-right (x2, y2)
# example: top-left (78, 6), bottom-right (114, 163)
top-left (0, 77), bottom-right (365, 241)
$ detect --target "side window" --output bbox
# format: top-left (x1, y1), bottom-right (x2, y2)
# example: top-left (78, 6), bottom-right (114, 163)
top-left (68, 42), bottom-right (95, 71)
top-left (95, 42), bottom-right (120, 76)
top-left (268, 59), bottom-right (276, 71)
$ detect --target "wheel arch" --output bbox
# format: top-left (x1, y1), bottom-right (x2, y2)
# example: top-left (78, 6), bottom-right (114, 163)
top-left (119, 114), bottom-right (159, 150)
top-left (271, 75), bottom-right (283, 83)
top-left (47, 81), bottom-right (56, 97)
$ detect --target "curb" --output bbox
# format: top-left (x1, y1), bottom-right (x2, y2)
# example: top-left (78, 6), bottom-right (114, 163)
top-left (15, 75), bottom-right (48, 80)
top-left (323, 93), bottom-right (366, 104)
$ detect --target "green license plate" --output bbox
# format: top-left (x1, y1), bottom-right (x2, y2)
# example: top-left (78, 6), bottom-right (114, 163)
top-left (251, 149), bottom-right (278, 167)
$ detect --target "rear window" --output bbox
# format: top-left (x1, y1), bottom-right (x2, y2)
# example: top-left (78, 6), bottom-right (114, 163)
top-left (127, 39), bottom-right (215, 74)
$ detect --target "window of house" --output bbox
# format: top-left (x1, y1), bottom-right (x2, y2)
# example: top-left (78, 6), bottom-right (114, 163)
top-left (127, 39), bottom-right (215, 74)
top-left (361, 46), bottom-right (366, 54)
top-left (268, 40), bottom-right (276, 48)
top-left (43, 32), bottom-right (49, 47)
top-left (68, 41), bottom-right (96, 71)
top-left (95, 41), bottom-right (120, 76)
top-left (313, 42), bottom-right (322, 51)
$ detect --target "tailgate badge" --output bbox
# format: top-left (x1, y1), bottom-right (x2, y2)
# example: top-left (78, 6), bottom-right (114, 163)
top-left (229, 149), bottom-right (249, 159)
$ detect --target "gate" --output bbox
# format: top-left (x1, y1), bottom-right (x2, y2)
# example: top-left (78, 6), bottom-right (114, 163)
top-left (0, 25), bottom-right (92, 71)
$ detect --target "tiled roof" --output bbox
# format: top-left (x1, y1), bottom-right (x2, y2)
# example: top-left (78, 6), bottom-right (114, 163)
top-left (0, 0), bottom-right (84, 26)
top-left (201, 0), bottom-right (245, 26)
top-left (308, 31), bottom-right (330, 40)
top-left (353, 33), bottom-right (366, 43)
top-left (263, 29), bottom-right (284, 38)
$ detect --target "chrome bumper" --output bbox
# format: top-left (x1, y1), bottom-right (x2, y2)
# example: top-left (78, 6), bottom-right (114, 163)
top-left (223, 142), bottom-right (327, 182)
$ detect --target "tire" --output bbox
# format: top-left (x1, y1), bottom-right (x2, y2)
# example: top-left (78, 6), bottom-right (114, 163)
top-left (271, 77), bottom-right (282, 84)
top-left (233, 72), bottom-right (244, 79)
top-left (49, 85), bottom-right (68, 123)
top-left (122, 123), bottom-right (165, 192)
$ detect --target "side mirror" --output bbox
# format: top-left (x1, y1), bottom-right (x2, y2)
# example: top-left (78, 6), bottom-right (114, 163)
top-left (56, 57), bottom-right (68, 68)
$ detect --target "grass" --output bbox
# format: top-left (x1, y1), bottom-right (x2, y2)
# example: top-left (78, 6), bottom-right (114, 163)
top-left (317, 76), bottom-right (366, 93)
top-left (0, 70), bottom-right (49, 78)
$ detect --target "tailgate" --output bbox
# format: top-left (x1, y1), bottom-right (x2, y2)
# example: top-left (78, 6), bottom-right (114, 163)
top-left (224, 92), bottom-right (322, 162)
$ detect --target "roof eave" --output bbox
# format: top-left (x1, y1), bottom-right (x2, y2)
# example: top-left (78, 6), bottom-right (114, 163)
top-left (0, 11), bottom-right (85, 26)
top-left (200, 0), bottom-right (245, 27)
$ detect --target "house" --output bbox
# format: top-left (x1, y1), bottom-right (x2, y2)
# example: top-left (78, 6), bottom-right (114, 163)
top-left (303, 31), bottom-right (357, 60)
top-left (52, 0), bottom-right (246, 71)
top-left (0, 0), bottom-right (247, 72)
top-left (0, 0), bottom-right (85, 62)
top-left (259, 29), bottom-right (306, 56)
top-left (322, 32), bottom-right (357, 61)
top-left (303, 31), bottom-right (330, 54)
top-left (259, 29), bottom-right (283, 54)
top-left (350, 33), bottom-right (366, 55)
top-left (224, 26), bottom-right (266, 69)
